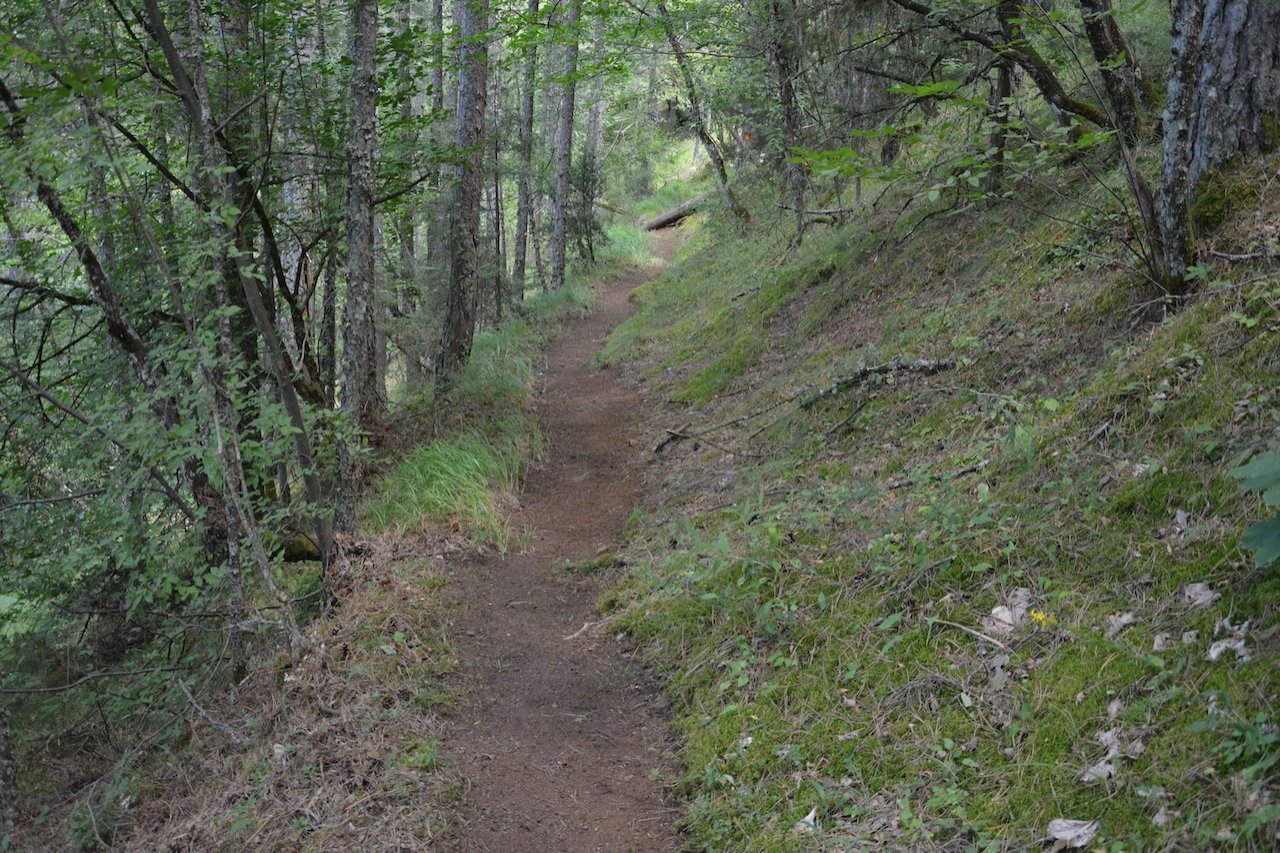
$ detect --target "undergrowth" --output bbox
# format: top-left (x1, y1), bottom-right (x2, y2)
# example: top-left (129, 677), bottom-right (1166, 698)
top-left (4, 260), bottom-right (606, 850)
top-left (606, 154), bottom-right (1280, 850)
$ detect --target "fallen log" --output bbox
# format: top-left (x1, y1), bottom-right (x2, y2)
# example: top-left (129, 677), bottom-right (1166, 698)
top-left (641, 191), bottom-right (712, 230)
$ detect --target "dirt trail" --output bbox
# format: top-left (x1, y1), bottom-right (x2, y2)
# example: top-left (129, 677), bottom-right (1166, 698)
top-left (440, 232), bottom-right (679, 851)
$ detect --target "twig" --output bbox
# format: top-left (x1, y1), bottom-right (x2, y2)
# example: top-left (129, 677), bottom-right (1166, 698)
top-left (801, 357), bottom-right (955, 409)
top-left (177, 679), bottom-right (244, 746)
top-left (0, 666), bottom-right (183, 694)
top-left (926, 618), bottom-right (1011, 650)
top-left (564, 618), bottom-right (612, 640)
top-left (653, 422), bottom-right (692, 454)
top-left (887, 459), bottom-right (988, 490)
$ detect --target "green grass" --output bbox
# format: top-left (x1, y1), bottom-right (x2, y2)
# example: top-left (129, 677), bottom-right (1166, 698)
top-left (604, 154), bottom-right (1280, 849)
top-left (362, 279), bottom-right (597, 544)
top-left (361, 421), bottom-right (528, 543)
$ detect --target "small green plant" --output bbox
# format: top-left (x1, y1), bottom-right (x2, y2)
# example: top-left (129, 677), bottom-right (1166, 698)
top-left (1227, 450), bottom-right (1280, 566)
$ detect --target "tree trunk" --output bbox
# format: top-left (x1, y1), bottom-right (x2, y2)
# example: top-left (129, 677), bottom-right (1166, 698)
top-left (981, 60), bottom-right (1014, 196)
top-left (770, 0), bottom-right (805, 240)
top-left (549, 0), bottom-right (581, 291)
top-left (437, 0), bottom-right (490, 381)
top-left (397, 0), bottom-right (427, 388)
top-left (321, 246), bottom-right (338, 408)
top-left (1078, 0), bottom-right (1148, 143)
top-left (532, 192), bottom-right (547, 288)
top-left (0, 689), bottom-right (13, 844)
top-left (336, 0), bottom-right (380, 534)
top-left (580, 14), bottom-right (607, 262)
top-left (655, 0), bottom-right (750, 221)
top-left (490, 133), bottom-right (505, 323)
top-left (1153, 0), bottom-right (1205, 295)
top-left (513, 0), bottom-right (539, 293)
top-left (1184, 0), bottom-right (1280, 191)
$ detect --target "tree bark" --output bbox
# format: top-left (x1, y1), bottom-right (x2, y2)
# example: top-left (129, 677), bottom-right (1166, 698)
top-left (770, 0), bottom-right (805, 240)
top-left (549, 0), bottom-right (581, 291)
top-left (1183, 0), bottom-right (1280, 191)
top-left (397, 0), bottom-right (427, 388)
top-left (513, 0), bottom-right (539, 293)
top-left (981, 59), bottom-right (1015, 196)
top-left (321, 246), bottom-right (338, 408)
top-left (1078, 0), bottom-right (1149, 143)
top-left (336, 0), bottom-right (381, 534)
top-left (437, 0), bottom-right (490, 380)
top-left (1154, 0), bottom-right (1207, 295)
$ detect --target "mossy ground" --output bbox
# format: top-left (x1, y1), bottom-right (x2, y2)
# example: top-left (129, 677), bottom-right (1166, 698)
top-left (605, 154), bottom-right (1280, 849)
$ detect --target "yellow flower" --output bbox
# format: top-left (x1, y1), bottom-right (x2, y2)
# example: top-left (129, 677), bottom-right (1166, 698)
top-left (1029, 608), bottom-right (1056, 629)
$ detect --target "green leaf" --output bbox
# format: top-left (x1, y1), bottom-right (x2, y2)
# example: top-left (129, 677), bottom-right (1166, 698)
top-left (1241, 514), bottom-right (1280, 567)
top-left (877, 610), bottom-right (904, 631)
top-left (1228, 451), bottom-right (1280, 495)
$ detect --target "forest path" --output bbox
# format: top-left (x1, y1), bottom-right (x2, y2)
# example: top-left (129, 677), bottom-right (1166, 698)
top-left (439, 231), bottom-right (679, 851)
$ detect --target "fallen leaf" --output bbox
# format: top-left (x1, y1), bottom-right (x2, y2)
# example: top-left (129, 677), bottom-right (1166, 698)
top-left (1181, 630), bottom-right (1199, 645)
top-left (1081, 760), bottom-right (1115, 784)
top-left (1107, 698), bottom-right (1125, 719)
top-left (1097, 729), bottom-right (1121, 754)
top-left (1106, 612), bottom-right (1139, 638)
top-left (1152, 633), bottom-right (1173, 651)
top-left (1207, 637), bottom-right (1251, 662)
top-left (1047, 818), bottom-right (1100, 848)
top-left (1183, 582), bottom-right (1220, 608)
top-left (793, 806), bottom-right (818, 834)
top-left (982, 589), bottom-right (1031, 636)
top-left (1152, 806), bottom-right (1176, 827)
top-left (983, 605), bottom-right (1019, 636)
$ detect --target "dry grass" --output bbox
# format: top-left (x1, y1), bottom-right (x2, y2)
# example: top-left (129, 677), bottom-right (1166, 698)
top-left (97, 535), bottom-right (462, 851)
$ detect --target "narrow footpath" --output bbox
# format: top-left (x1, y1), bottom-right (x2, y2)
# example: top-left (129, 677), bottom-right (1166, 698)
top-left (440, 232), bottom-right (679, 851)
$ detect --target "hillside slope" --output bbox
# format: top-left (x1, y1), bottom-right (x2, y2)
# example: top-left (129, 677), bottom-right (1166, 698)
top-left (604, 160), bottom-right (1280, 850)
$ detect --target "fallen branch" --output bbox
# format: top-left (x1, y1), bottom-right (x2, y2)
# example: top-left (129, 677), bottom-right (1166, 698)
top-left (564, 617), bottom-right (612, 640)
top-left (801, 357), bottom-right (955, 409)
top-left (653, 422), bottom-right (692, 454)
top-left (641, 191), bottom-right (712, 230)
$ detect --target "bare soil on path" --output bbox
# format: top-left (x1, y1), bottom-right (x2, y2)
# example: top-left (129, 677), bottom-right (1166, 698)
top-left (440, 233), bottom-right (679, 852)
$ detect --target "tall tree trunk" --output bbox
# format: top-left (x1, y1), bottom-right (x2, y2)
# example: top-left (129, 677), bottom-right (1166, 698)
top-left (770, 0), bottom-right (805, 240)
top-left (437, 0), bottom-right (490, 381)
top-left (397, 0), bottom-right (427, 388)
top-left (1153, 0), bottom-right (1203, 294)
top-left (580, 14), bottom-right (606, 263)
top-left (492, 131), bottom-right (505, 322)
top-left (513, 0), bottom-right (539, 294)
top-left (549, 0), bottom-right (581, 291)
top-left (654, 0), bottom-right (750, 221)
top-left (336, 0), bottom-right (381, 534)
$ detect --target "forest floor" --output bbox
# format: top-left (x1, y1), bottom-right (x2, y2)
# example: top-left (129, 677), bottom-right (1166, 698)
top-left (437, 230), bottom-right (681, 851)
